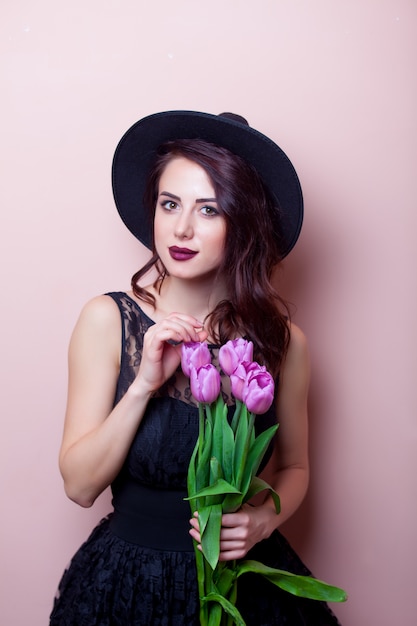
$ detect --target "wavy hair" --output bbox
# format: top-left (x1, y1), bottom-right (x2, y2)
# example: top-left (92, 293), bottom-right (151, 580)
top-left (131, 139), bottom-right (290, 376)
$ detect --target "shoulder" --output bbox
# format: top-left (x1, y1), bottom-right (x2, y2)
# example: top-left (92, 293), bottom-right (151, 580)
top-left (69, 295), bottom-right (122, 362)
top-left (280, 322), bottom-right (310, 388)
top-left (272, 323), bottom-right (310, 432)
top-left (287, 322), bottom-right (309, 360)
top-left (75, 294), bottom-right (122, 331)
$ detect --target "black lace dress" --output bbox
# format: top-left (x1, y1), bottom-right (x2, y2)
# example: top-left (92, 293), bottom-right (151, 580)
top-left (50, 292), bottom-right (341, 626)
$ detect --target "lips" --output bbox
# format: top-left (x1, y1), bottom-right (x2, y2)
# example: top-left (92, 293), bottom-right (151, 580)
top-left (169, 246), bottom-right (198, 261)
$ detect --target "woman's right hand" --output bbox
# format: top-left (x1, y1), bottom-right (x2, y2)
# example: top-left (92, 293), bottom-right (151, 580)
top-left (133, 313), bottom-right (208, 394)
top-left (59, 298), bottom-right (207, 507)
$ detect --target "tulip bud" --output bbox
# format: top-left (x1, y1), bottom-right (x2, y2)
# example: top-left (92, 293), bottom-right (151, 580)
top-left (181, 342), bottom-right (212, 377)
top-left (219, 339), bottom-right (254, 375)
top-left (190, 364), bottom-right (221, 404)
top-left (242, 367), bottom-right (275, 414)
top-left (230, 361), bottom-right (259, 402)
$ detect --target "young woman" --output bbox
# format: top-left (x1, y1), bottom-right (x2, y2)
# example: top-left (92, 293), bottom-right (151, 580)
top-left (50, 111), bottom-right (341, 625)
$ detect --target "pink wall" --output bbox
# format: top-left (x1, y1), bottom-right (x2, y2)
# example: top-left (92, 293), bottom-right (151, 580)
top-left (1, 1), bottom-right (415, 624)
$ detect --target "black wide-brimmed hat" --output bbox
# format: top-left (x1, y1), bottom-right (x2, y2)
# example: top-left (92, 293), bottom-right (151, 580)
top-left (112, 110), bottom-right (303, 258)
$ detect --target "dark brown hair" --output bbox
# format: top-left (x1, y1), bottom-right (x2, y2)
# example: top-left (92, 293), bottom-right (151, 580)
top-left (131, 139), bottom-right (290, 376)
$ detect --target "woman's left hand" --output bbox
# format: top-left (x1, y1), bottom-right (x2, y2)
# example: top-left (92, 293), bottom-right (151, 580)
top-left (189, 503), bottom-right (278, 561)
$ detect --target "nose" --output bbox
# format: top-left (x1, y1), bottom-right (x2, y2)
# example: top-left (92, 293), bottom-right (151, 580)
top-left (174, 210), bottom-right (194, 240)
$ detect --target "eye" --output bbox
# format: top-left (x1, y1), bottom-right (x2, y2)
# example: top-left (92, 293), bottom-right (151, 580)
top-left (200, 205), bottom-right (219, 217)
top-left (161, 200), bottom-right (178, 211)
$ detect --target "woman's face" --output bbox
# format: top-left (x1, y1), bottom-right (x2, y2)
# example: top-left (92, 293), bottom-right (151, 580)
top-left (154, 157), bottom-right (226, 282)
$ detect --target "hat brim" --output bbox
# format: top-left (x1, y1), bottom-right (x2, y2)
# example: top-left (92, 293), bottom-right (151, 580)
top-left (112, 110), bottom-right (303, 258)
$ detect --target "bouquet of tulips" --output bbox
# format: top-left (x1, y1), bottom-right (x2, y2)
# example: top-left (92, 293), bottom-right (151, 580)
top-left (181, 338), bottom-right (346, 626)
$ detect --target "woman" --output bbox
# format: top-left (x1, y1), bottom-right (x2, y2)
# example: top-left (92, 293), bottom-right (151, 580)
top-left (50, 111), bottom-right (341, 625)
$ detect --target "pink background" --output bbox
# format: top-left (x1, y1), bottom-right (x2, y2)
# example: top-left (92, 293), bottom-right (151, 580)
top-left (1, 1), bottom-right (415, 624)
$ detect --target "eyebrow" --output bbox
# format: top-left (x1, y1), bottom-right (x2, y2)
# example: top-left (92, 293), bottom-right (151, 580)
top-left (159, 191), bottom-right (218, 203)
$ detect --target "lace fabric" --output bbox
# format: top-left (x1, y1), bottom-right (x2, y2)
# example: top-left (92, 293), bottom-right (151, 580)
top-left (51, 515), bottom-right (341, 626)
top-left (110, 292), bottom-right (276, 492)
top-left (114, 291), bottom-right (236, 406)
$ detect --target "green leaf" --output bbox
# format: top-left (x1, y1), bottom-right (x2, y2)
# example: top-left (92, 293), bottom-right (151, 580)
top-left (243, 476), bottom-right (281, 513)
top-left (222, 491), bottom-right (244, 513)
top-left (201, 503), bottom-right (222, 570)
top-left (185, 478), bottom-right (242, 501)
top-left (243, 425), bottom-right (278, 486)
top-left (236, 560), bottom-right (347, 603)
top-left (192, 535), bottom-right (207, 609)
top-left (186, 440), bottom-right (198, 499)
top-left (212, 397), bottom-right (225, 466)
top-left (210, 456), bottom-right (222, 482)
top-left (213, 563), bottom-right (237, 597)
top-left (235, 411), bottom-right (257, 491)
top-left (202, 592), bottom-right (247, 626)
top-left (235, 423), bottom-right (277, 498)
top-left (195, 420), bottom-right (213, 493)
top-left (197, 505), bottom-right (212, 536)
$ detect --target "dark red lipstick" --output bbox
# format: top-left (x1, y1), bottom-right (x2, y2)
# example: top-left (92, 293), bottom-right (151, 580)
top-left (168, 246), bottom-right (198, 261)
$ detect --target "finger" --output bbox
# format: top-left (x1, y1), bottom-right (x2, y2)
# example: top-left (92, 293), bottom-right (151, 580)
top-left (167, 327), bottom-right (207, 345)
top-left (219, 527), bottom-right (248, 543)
top-left (145, 325), bottom-right (196, 349)
top-left (164, 314), bottom-right (209, 343)
top-left (220, 538), bottom-right (245, 552)
top-left (189, 514), bottom-right (201, 544)
top-left (219, 548), bottom-right (247, 561)
top-left (220, 514), bottom-right (247, 529)
top-left (189, 527), bottom-right (201, 544)
top-left (156, 319), bottom-right (205, 344)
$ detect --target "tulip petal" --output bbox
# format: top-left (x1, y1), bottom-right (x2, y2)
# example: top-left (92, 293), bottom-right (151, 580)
top-left (190, 364), bottom-right (221, 404)
top-left (243, 368), bottom-right (275, 414)
top-left (219, 339), bottom-right (253, 375)
top-left (181, 342), bottom-right (211, 377)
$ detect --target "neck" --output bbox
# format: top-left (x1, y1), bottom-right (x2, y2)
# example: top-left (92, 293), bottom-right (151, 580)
top-left (154, 274), bottom-right (229, 321)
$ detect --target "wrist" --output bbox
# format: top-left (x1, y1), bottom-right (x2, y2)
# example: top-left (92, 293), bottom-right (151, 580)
top-left (255, 500), bottom-right (280, 540)
top-left (126, 378), bottom-right (154, 403)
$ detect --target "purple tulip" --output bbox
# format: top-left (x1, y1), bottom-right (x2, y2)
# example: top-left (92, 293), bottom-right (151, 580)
top-left (230, 361), bottom-right (259, 402)
top-left (181, 342), bottom-right (212, 377)
top-left (242, 367), bottom-right (275, 414)
top-left (219, 339), bottom-right (254, 375)
top-left (190, 364), bottom-right (221, 404)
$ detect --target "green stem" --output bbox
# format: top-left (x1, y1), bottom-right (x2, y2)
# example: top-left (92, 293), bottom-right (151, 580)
top-left (231, 399), bottom-right (243, 433)
top-left (198, 403), bottom-right (206, 462)
top-left (226, 576), bottom-right (238, 626)
top-left (235, 412), bottom-right (256, 490)
top-left (207, 605), bottom-right (223, 626)
top-left (194, 546), bottom-right (207, 625)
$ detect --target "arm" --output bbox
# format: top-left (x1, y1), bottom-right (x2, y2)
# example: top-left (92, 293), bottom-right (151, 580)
top-left (59, 295), bottom-right (206, 508)
top-left (189, 322), bottom-right (310, 560)
top-left (257, 321), bottom-right (310, 526)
